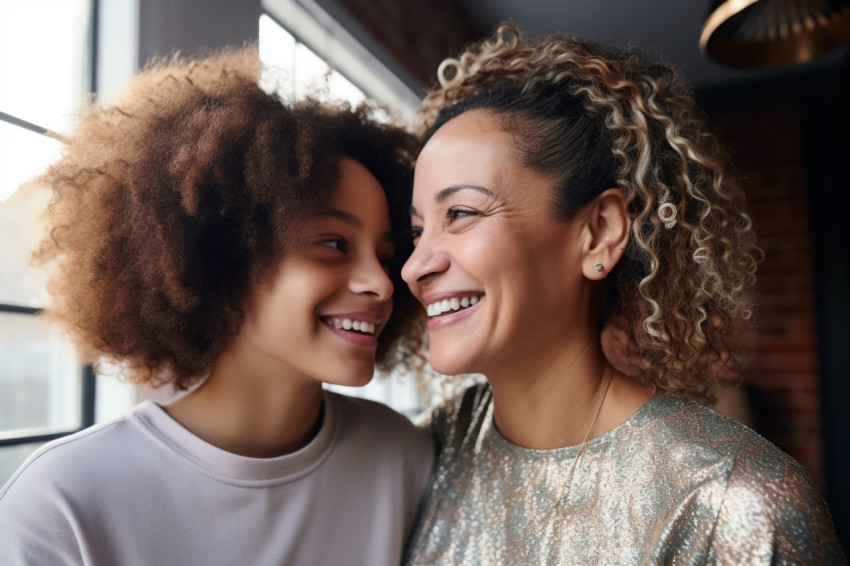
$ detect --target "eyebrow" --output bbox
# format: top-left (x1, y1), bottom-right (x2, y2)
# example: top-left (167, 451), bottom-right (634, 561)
top-left (437, 184), bottom-right (494, 201)
top-left (410, 184), bottom-right (495, 215)
top-left (319, 209), bottom-right (394, 243)
top-left (320, 209), bottom-right (361, 228)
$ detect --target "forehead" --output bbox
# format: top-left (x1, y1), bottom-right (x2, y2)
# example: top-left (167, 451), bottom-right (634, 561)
top-left (311, 157), bottom-right (391, 234)
top-left (417, 110), bottom-right (513, 180)
top-left (414, 110), bottom-right (549, 206)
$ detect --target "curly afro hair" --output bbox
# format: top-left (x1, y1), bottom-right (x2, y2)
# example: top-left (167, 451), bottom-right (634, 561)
top-left (418, 26), bottom-right (760, 403)
top-left (34, 46), bottom-right (424, 390)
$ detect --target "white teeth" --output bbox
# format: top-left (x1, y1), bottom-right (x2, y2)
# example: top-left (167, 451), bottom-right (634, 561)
top-left (329, 318), bottom-right (376, 334)
top-left (425, 295), bottom-right (482, 317)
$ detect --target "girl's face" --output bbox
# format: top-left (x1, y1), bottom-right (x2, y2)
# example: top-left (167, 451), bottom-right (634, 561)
top-left (402, 110), bottom-right (594, 377)
top-left (238, 158), bottom-right (395, 387)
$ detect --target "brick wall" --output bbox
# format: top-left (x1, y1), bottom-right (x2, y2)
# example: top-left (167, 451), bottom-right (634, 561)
top-left (316, 0), bottom-right (482, 87)
top-left (699, 56), bottom-right (850, 555)
top-left (709, 104), bottom-right (823, 486)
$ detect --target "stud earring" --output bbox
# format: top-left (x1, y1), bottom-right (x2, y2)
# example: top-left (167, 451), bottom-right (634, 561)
top-left (595, 263), bottom-right (606, 279)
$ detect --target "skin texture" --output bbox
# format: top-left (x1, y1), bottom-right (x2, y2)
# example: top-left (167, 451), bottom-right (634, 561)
top-left (167, 158), bottom-right (394, 457)
top-left (405, 110), bottom-right (589, 378)
top-left (403, 110), bottom-right (651, 449)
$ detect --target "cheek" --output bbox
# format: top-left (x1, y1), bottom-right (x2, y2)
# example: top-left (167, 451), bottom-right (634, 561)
top-left (251, 273), bottom-right (329, 333)
top-left (458, 226), bottom-right (553, 293)
top-left (455, 229), bottom-right (522, 280)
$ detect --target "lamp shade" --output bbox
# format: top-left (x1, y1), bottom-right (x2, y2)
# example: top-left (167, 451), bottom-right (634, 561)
top-left (700, 0), bottom-right (850, 69)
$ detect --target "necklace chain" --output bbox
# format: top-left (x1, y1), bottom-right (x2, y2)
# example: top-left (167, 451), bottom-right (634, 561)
top-left (548, 370), bottom-right (613, 515)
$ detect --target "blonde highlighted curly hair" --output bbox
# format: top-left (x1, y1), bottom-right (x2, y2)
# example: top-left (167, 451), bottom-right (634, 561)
top-left (420, 26), bottom-right (760, 402)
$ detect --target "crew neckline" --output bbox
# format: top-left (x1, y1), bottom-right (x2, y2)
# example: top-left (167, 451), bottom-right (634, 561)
top-left (130, 391), bottom-right (341, 487)
top-left (487, 389), bottom-right (672, 457)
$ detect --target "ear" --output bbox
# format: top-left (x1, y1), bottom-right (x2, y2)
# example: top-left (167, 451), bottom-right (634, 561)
top-left (581, 188), bottom-right (630, 280)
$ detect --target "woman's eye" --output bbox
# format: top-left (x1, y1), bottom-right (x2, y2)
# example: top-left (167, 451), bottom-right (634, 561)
top-left (410, 226), bottom-right (423, 245)
top-left (318, 238), bottom-right (347, 253)
top-left (446, 207), bottom-right (477, 222)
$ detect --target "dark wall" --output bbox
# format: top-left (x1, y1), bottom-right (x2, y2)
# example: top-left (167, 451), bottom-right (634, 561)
top-left (696, 56), bottom-right (850, 551)
top-left (313, 0), bottom-right (481, 90)
top-left (138, 0), bottom-right (262, 65)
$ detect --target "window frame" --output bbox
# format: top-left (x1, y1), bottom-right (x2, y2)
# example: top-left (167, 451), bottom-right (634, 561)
top-left (0, 0), bottom-right (98, 449)
top-left (261, 0), bottom-right (420, 122)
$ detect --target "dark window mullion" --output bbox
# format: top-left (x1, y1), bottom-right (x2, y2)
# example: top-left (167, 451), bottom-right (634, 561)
top-left (0, 111), bottom-right (61, 140)
top-left (81, 365), bottom-right (96, 427)
top-left (0, 430), bottom-right (80, 448)
top-left (0, 304), bottom-right (42, 315)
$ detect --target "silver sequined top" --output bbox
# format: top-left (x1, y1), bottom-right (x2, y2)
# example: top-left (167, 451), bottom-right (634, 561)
top-left (405, 384), bottom-right (846, 565)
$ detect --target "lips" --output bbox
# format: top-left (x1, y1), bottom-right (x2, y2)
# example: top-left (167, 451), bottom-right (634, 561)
top-left (425, 294), bottom-right (483, 318)
top-left (320, 312), bottom-right (383, 347)
top-left (328, 317), bottom-right (376, 334)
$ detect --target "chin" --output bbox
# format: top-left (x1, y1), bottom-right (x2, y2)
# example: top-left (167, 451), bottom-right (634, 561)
top-left (324, 379), bottom-right (375, 391)
top-left (429, 350), bottom-right (479, 377)
top-left (427, 328), bottom-right (491, 376)
top-left (326, 368), bottom-right (376, 388)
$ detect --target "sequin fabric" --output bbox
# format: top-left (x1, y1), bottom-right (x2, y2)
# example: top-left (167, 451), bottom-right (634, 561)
top-left (405, 384), bottom-right (846, 565)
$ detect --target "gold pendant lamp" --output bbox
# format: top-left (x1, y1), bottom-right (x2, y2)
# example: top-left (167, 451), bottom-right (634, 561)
top-left (700, 0), bottom-right (850, 69)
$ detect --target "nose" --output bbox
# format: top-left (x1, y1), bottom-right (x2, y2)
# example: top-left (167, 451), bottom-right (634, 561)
top-left (350, 255), bottom-right (394, 302)
top-left (402, 234), bottom-right (450, 286)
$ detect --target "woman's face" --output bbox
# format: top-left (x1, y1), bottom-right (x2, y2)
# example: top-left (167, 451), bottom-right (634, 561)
top-left (402, 110), bottom-right (595, 377)
top-left (237, 158), bottom-right (395, 387)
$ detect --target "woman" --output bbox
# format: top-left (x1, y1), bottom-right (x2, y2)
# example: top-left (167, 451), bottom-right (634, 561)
top-left (402, 26), bottom-right (845, 564)
top-left (0, 47), bottom-right (432, 565)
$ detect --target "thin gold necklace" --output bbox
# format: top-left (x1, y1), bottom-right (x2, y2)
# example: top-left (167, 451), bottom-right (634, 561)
top-left (551, 370), bottom-right (613, 512)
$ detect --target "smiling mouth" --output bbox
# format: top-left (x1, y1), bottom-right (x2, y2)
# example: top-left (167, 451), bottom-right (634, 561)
top-left (426, 295), bottom-right (483, 318)
top-left (323, 318), bottom-right (377, 335)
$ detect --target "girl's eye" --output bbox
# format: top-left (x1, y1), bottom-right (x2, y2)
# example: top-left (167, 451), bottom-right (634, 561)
top-left (318, 238), bottom-right (348, 253)
top-left (410, 226), bottom-right (423, 246)
top-left (446, 207), bottom-right (477, 222)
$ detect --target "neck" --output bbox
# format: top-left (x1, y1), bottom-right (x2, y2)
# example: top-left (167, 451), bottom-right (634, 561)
top-left (165, 343), bottom-right (324, 458)
top-left (486, 337), bottom-right (652, 450)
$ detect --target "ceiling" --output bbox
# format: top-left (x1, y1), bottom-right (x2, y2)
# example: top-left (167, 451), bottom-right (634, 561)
top-left (452, 0), bottom-right (849, 89)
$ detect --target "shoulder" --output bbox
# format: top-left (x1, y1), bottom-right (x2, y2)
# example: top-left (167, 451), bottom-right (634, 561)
top-left (418, 383), bottom-right (491, 448)
top-left (325, 390), bottom-right (434, 460)
top-left (640, 394), bottom-right (815, 487)
top-left (637, 395), bottom-right (844, 562)
top-left (0, 409), bottom-right (150, 561)
top-left (1, 410), bottom-right (144, 501)
top-left (635, 393), bottom-right (784, 461)
top-left (711, 439), bottom-right (844, 562)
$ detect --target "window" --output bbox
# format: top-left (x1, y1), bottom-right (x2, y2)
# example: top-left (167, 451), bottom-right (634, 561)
top-left (0, 0), bottom-right (96, 484)
top-left (261, 0), bottom-right (421, 122)
top-left (259, 15), bottom-right (366, 107)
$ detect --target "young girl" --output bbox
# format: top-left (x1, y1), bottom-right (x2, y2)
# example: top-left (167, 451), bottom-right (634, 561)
top-left (0, 48), bottom-right (433, 565)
